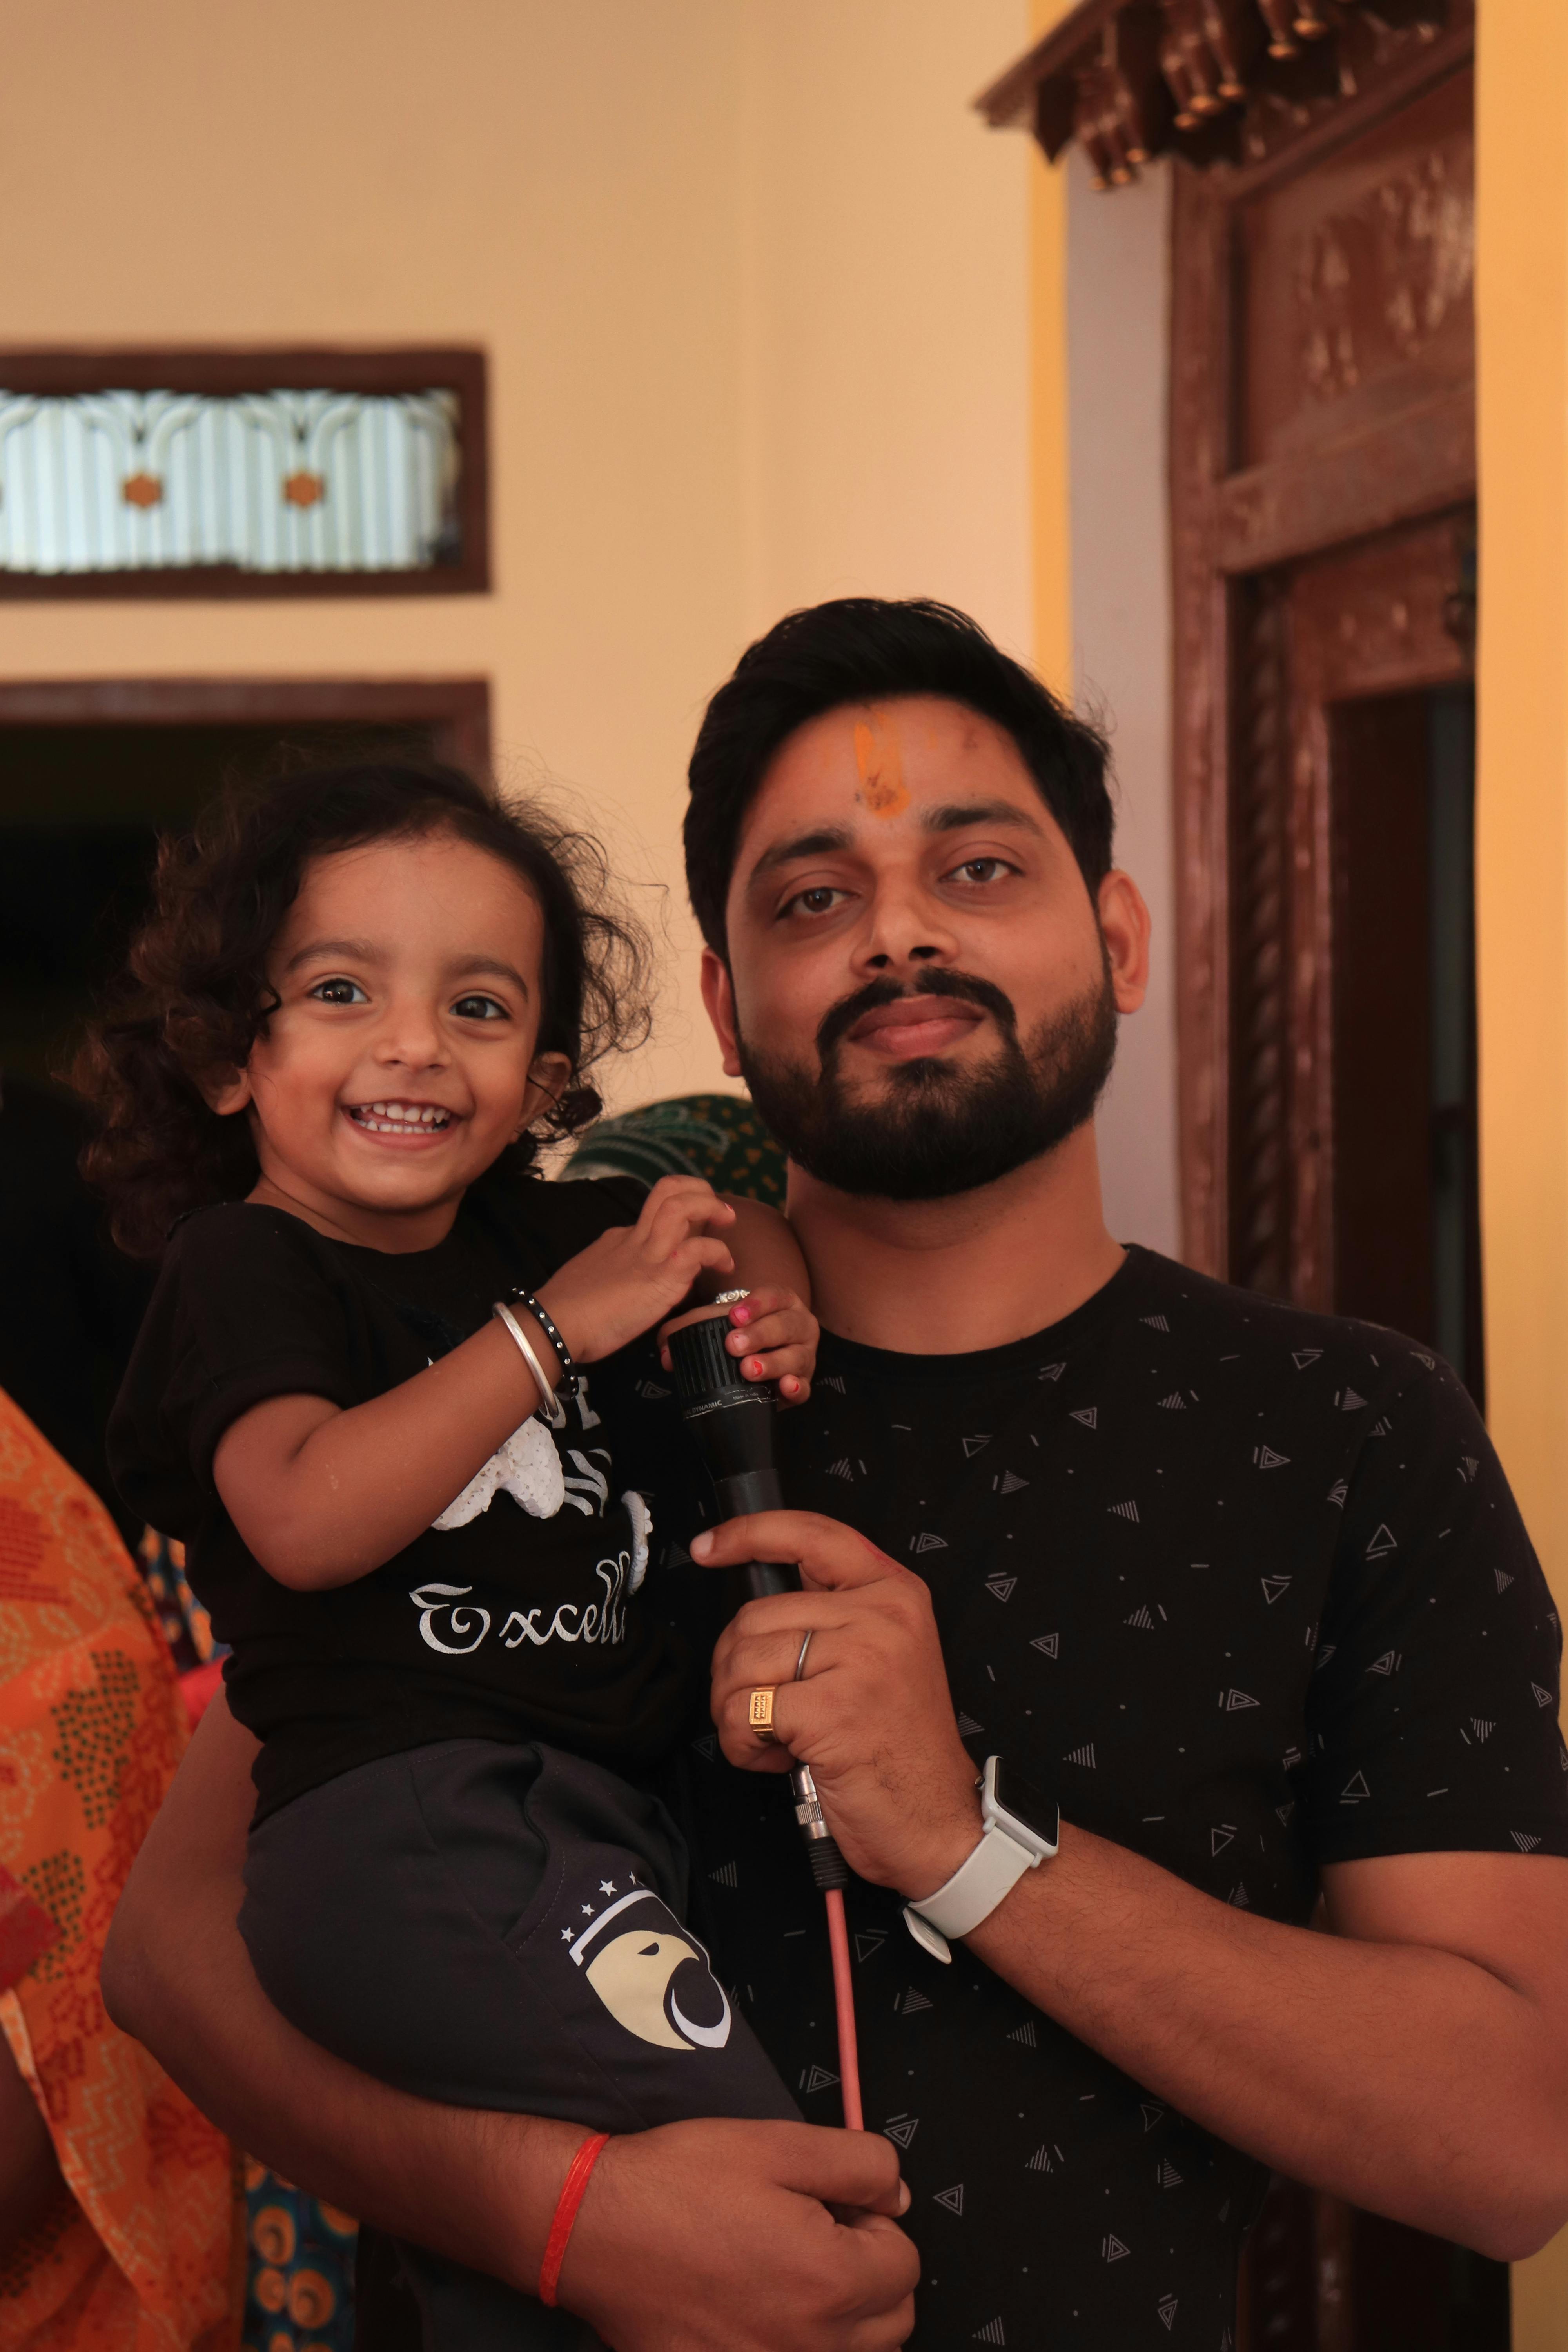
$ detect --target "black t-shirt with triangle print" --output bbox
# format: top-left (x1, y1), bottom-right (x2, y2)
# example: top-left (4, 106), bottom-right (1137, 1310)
top-left (660, 1244), bottom-right (1568, 2352)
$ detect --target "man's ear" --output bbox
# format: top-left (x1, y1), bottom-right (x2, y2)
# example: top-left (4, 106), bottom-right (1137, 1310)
top-left (519, 1050), bottom-right (574, 1135)
top-left (204, 1067), bottom-right (254, 1119)
top-left (1098, 870), bottom-right (1151, 1015)
top-left (699, 948), bottom-right (744, 1080)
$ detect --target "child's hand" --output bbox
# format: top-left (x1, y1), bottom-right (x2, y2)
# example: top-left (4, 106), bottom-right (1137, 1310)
top-left (659, 1288), bottom-right (818, 1408)
top-left (535, 1177), bottom-right (736, 1366)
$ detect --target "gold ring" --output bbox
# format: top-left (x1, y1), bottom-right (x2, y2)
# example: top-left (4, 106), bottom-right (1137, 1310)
top-left (748, 1687), bottom-right (779, 1744)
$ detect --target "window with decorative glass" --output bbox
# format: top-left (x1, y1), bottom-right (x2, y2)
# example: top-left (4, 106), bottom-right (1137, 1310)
top-left (0, 351), bottom-right (487, 596)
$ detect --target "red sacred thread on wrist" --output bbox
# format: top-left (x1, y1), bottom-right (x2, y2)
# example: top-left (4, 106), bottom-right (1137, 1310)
top-left (538, 2132), bottom-right (611, 2307)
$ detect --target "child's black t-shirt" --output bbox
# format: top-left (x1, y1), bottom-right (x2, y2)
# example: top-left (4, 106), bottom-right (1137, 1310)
top-left (109, 1173), bottom-right (695, 1821)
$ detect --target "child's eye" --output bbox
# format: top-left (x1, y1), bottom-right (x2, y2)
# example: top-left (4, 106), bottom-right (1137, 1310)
top-left (309, 977), bottom-right (368, 1006)
top-left (452, 993), bottom-right (507, 1022)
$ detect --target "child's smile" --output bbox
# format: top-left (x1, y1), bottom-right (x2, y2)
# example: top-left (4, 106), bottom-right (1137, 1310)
top-left (343, 1099), bottom-right (457, 1142)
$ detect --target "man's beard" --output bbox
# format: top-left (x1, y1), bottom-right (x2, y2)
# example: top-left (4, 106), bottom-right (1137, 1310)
top-left (735, 961), bottom-right (1119, 1203)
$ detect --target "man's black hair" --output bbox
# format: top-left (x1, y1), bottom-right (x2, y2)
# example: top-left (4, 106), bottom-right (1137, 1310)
top-left (683, 596), bottom-right (1114, 955)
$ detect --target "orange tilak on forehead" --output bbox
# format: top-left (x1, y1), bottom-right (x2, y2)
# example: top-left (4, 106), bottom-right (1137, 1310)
top-left (851, 707), bottom-right (912, 820)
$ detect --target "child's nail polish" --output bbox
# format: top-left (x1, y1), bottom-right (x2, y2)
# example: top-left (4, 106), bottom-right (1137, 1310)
top-left (745, 1358), bottom-right (764, 1378)
top-left (730, 1304), bottom-right (751, 1325)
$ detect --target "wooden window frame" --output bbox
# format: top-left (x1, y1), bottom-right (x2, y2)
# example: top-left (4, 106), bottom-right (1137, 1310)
top-left (0, 677), bottom-right (492, 779)
top-left (0, 348), bottom-right (489, 601)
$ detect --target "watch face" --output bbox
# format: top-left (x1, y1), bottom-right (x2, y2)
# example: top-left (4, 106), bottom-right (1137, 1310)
top-left (991, 1758), bottom-right (1059, 1846)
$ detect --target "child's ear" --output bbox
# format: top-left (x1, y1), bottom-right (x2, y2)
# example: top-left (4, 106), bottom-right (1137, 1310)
top-left (517, 1051), bottom-right (573, 1136)
top-left (203, 1067), bottom-right (254, 1119)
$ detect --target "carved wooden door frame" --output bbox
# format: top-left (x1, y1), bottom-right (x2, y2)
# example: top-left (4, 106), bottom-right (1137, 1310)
top-left (1169, 27), bottom-right (1476, 1292)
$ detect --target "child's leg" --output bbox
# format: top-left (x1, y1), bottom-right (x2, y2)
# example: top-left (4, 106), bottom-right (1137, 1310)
top-left (241, 1737), bottom-right (798, 2129)
top-left (243, 1739), bottom-right (800, 2352)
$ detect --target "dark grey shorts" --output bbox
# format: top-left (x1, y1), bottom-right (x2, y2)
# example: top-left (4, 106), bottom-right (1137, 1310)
top-left (241, 1739), bottom-right (797, 2351)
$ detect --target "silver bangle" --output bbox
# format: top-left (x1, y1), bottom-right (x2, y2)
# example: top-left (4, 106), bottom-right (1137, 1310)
top-left (493, 1301), bottom-right (556, 1410)
top-left (713, 1288), bottom-right (751, 1306)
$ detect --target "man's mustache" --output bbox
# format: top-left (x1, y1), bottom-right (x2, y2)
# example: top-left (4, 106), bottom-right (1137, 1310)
top-left (816, 969), bottom-right (1020, 1062)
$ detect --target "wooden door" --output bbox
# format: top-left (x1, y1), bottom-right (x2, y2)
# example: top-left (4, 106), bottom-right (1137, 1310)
top-left (1172, 50), bottom-right (1478, 1311)
top-left (1167, 31), bottom-right (1498, 2352)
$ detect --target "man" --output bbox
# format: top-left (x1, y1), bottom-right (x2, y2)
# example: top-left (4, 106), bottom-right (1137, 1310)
top-left (104, 600), bottom-right (1568, 2349)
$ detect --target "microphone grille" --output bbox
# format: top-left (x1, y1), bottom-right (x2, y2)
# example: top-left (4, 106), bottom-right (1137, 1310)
top-left (667, 1314), bottom-right (748, 1408)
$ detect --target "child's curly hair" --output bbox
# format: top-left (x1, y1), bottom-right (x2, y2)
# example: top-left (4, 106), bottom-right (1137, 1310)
top-left (75, 761), bottom-right (652, 1256)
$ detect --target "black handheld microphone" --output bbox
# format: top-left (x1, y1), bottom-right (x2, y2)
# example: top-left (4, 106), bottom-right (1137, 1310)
top-left (666, 1315), bottom-right (848, 1893)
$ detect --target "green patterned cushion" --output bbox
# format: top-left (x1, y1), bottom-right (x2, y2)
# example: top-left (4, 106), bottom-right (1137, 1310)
top-left (562, 1093), bottom-right (787, 1208)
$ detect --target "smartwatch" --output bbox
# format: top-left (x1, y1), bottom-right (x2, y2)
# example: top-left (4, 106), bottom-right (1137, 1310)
top-left (903, 1755), bottom-right (1060, 1964)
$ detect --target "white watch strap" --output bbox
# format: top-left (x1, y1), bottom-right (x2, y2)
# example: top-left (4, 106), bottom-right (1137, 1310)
top-left (902, 1823), bottom-right (1040, 1963)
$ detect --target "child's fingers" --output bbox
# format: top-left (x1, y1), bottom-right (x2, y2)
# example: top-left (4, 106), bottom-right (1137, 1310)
top-left (734, 1340), bottom-right (814, 1396)
top-left (634, 1176), bottom-right (732, 1245)
top-left (673, 1237), bottom-right (736, 1285)
top-left (723, 1286), bottom-right (799, 1327)
top-left (729, 1308), bottom-right (818, 1364)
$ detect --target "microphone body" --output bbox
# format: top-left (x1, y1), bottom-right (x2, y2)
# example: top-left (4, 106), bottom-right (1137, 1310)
top-left (666, 1317), bottom-right (846, 1889)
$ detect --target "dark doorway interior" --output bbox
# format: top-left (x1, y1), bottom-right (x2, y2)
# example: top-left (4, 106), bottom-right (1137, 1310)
top-left (1330, 684), bottom-right (1482, 1402)
top-left (0, 719), bottom-right (454, 1088)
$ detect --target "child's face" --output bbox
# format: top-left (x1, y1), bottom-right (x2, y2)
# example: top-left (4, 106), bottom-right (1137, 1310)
top-left (215, 829), bottom-right (570, 1248)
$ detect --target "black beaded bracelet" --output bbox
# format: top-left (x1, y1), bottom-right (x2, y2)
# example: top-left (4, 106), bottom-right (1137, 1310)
top-left (505, 1287), bottom-right (579, 1400)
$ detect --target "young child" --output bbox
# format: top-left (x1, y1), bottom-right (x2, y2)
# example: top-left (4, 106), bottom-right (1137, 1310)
top-left (92, 763), bottom-right (805, 2349)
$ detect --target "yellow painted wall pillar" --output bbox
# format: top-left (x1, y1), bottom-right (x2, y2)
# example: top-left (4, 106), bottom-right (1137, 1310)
top-left (1475, 5), bottom-right (1568, 2344)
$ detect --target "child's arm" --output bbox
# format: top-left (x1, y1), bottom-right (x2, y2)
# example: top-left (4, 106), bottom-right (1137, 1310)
top-left (666, 1195), bottom-right (818, 1405)
top-left (212, 1176), bottom-right (734, 1594)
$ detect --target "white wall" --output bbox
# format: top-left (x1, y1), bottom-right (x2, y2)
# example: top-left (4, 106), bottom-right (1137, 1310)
top-left (1065, 149), bottom-right (1181, 1256)
top-left (0, 0), bottom-right (1031, 1115)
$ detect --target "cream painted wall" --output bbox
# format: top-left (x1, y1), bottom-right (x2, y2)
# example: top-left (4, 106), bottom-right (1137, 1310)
top-left (0, 0), bottom-right (1029, 1113)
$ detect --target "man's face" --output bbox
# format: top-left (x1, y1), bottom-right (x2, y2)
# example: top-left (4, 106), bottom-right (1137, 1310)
top-left (701, 695), bottom-right (1150, 1201)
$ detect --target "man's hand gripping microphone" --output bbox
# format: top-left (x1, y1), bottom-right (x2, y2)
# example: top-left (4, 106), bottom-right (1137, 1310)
top-left (667, 1314), bottom-right (863, 2129)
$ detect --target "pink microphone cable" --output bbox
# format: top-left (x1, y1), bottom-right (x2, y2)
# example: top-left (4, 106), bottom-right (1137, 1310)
top-left (823, 1885), bottom-right (863, 2129)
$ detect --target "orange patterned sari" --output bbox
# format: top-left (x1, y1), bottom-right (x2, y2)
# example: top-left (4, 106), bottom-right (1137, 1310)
top-left (0, 1387), bottom-right (241, 2352)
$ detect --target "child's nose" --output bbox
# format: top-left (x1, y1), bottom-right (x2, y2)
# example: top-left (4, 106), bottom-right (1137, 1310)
top-left (375, 1002), bottom-right (445, 1068)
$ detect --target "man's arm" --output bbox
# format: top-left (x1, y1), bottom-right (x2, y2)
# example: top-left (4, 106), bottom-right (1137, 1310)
top-left (102, 1695), bottom-right (918, 2352)
top-left (701, 1510), bottom-right (1568, 2264)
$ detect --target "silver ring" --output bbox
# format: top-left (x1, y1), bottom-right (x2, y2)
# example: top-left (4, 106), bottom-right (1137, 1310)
top-left (794, 1629), bottom-right (814, 1682)
top-left (714, 1288), bottom-right (751, 1306)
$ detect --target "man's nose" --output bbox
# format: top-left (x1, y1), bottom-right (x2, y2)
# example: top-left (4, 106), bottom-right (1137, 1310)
top-left (858, 881), bottom-right (959, 974)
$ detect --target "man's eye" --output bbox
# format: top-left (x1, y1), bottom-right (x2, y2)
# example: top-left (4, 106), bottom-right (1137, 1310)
top-left (947, 857), bottom-right (1016, 886)
top-left (453, 993), bottom-right (507, 1021)
top-left (782, 886), bottom-right (846, 919)
top-left (309, 977), bottom-right (367, 1005)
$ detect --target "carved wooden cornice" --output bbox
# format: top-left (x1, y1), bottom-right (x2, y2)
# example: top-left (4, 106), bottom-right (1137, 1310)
top-left (976, 0), bottom-right (1469, 192)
